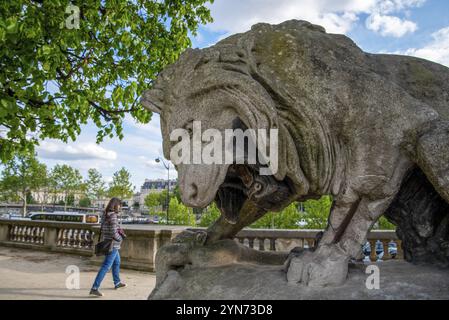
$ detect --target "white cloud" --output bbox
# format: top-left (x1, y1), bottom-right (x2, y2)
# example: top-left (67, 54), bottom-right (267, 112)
top-left (37, 140), bottom-right (117, 161)
top-left (205, 0), bottom-right (425, 37)
top-left (366, 13), bottom-right (417, 37)
top-left (206, 0), bottom-right (364, 35)
top-left (396, 26), bottom-right (449, 67)
top-left (374, 0), bottom-right (426, 14)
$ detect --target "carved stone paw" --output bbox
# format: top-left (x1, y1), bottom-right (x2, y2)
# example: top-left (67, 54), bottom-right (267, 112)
top-left (286, 243), bottom-right (349, 287)
top-left (172, 229), bottom-right (208, 246)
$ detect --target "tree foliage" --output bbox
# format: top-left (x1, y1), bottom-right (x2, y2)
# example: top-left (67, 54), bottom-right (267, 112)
top-left (168, 197), bottom-right (195, 226)
top-left (144, 192), bottom-right (160, 210)
top-left (0, 0), bottom-right (213, 162)
top-left (108, 167), bottom-right (133, 200)
top-left (158, 189), bottom-right (172, 210)
top-left (85, 168), bottom-right (106, 202)
top-left (250, 202), bottom-right (301, 229)
top-left (299, 195), bottom-right (333, 229)
top-left (248, 196), bottom-right (332, 229)
top-left (198, 202), bottom-right (220, 227)
top-left (376, 216), bottom-right (396, 230)
top-left (50, 163), bottom-right (83, 210)
top-left (0, 153), bottom-right (47, 215)
top-left (78, 196), bottom-right (91, 208)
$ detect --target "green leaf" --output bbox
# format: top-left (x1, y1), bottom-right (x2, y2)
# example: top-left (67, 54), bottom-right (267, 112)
top-left (0, 0), bottom-right (213, 163)
top-left (42, 45), bottom-right (52, 55)
top-left (6, 17), bottom-right (18, 34)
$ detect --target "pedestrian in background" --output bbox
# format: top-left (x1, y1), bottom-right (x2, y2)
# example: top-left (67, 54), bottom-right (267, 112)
top-left (90, 197), bottom-right (127, 297)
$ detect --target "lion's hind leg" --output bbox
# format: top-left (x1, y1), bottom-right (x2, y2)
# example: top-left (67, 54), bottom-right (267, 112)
top-left (413, 120), bottom-right (449, 204)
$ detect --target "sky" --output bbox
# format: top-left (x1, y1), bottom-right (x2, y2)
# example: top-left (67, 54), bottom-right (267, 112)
top-left (34, 0), bottom-right (449, 190)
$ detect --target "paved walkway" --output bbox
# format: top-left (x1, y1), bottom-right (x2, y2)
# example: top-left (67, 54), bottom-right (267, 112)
top-left (0, 247), bottom-right (156, 300)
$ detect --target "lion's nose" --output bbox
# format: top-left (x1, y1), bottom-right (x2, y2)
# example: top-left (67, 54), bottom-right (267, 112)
top-left (188, 182), bottom-right (199, 200)
top-left (182, 182), bottom-right (203, 206)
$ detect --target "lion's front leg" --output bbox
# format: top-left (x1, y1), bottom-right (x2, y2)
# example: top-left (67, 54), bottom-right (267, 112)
top-left (285, 195), bottom-right (360, 287)
top-left (286, 196), bottom-right (392, 287)
top-left (286, 243), bottom-right (350, 287)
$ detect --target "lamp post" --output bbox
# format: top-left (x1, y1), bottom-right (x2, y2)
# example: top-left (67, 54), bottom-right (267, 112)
top-left (155, 157), bottom-right (170, 224)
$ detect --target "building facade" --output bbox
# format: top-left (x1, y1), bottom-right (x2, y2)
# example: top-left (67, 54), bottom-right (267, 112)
top-left (138, 179), bottom-right (177, 209)
top-left (31, 189), bottom-right (84, 206)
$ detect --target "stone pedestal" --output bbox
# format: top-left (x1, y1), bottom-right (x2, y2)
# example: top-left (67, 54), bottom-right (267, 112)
top-left (150, 260), bottom-right (449, 300)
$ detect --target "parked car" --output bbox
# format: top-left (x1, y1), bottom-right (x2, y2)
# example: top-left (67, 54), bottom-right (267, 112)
top-left (0, 213), bottom-right (10, 220)
top-left (1, 213), bottom-right (29, 220)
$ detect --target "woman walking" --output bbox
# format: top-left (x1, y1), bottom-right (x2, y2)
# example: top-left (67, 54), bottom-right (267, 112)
top-left (90, 197), bottom-right (127, 297)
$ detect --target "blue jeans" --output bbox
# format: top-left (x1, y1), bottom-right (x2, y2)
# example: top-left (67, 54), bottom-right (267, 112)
top-left (92, 248), bottom-right (121, 289)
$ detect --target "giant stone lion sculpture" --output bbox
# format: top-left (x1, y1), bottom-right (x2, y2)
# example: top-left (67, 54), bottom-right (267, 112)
top-left (141, 20), bottom-right (449, 293)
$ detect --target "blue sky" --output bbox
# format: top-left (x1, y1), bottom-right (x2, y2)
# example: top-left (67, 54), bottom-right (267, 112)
top-left (34, 0), bottom-right (449, 190)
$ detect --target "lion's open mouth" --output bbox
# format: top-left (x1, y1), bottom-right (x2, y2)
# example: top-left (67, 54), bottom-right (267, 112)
top-left (214, 164), bottom-right (295, 225)
top-left (215, 165), bottom-right (249, 224)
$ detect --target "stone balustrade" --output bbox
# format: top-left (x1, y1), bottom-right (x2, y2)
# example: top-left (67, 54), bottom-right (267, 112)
top-left (235, 229), bottom-right (403, 260)
top-left (190, 228), bottom-right (403, 261)
top-left (0, 219), bottom-right (184, 271)
top-left (0, 219), bottom-right (97, 256)
top-left (0, 219), bottom-right (402, 273)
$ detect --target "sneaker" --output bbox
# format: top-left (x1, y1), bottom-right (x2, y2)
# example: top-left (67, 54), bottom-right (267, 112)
top-left (89, 289), bottom-right (104, 297)
top-left (114, 282), bottom-right (127, 289)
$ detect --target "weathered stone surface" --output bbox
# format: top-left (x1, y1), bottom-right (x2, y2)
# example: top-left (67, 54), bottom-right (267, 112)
top-left (141, 19), bottom-right (449, 294)
top-left (149, 260), bottom-right (449, 300)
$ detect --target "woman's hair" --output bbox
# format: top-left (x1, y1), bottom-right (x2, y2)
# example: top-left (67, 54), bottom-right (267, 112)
top-left (105, 197), bottom-right (122, 215)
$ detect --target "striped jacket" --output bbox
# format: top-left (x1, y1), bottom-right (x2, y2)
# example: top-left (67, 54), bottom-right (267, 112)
top-left (100, 212), bottom-right (123, 250)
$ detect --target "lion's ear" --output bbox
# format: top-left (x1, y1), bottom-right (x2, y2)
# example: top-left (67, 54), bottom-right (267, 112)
top-left (141, 88), bottom-right (164, 114)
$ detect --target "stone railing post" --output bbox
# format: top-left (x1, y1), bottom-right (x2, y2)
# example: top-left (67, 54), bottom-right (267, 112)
top-left (44, 226), bottom-right (58, 249)
top-left (0, 222), bottom-right (8, 242)
top-left (90, 227), bottom-right (184, 272)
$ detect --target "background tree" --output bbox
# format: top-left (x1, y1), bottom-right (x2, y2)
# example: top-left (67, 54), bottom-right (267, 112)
top-left (172, 185), bottom-right (181, 202)
top-left (78, 197), bottom-right (92, 208)
top-left (198, 203), bottom-right (221, 227)
top-left (248, 197), bottom-right (332, 229)
top-left (0, 153), bottom-right (47, 215)
top-left (0, 0), bottom-right (213, 163)
top-left (168, 197), bottom-right (195, 226)
top-left (85, 168), bottom-right (106, 206)
top-left (250, 203), bottom-right (300, 229)
top-left (47, 172), bottom-right (59, 205)
top-left (144, 192), bottom-right (160, 212)
top-left (36, 169), bottom-right (53, 211)
top-left (158, 189), bottom-right (172, 211)
top-left (66, 193), bottom-right (75, 206)
top-left (376, 216), bottom-right (396, 230)
top-left (299, 196), bottom-right (333, 229)
top-left (108, 167), bottom-right (133, 200)
top-left (51, 164), bottom-right (83, 211)
top-left (26, 191), bottom-right (36, 205)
